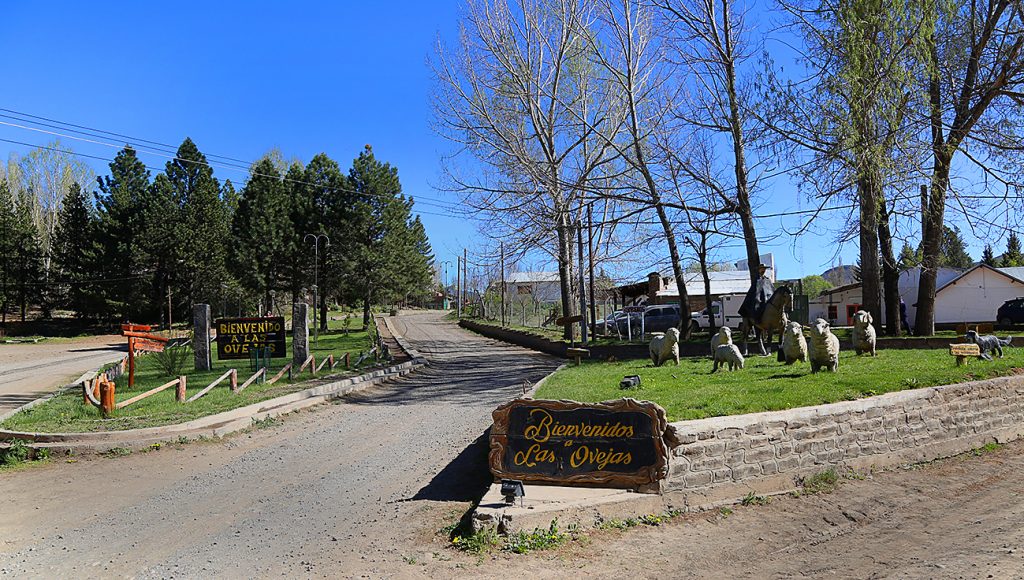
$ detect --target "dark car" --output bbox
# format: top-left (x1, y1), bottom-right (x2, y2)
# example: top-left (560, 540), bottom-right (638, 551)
top-left (997, 297), bottom-right (1024, 326)
top-left (616, 304), bottom-right (685, 336)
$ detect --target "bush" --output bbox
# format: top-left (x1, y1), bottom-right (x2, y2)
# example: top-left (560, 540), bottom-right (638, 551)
top-left (153, 345), bottom-right (192, 377)
top-left (1, 439), bottom-right (30, 466)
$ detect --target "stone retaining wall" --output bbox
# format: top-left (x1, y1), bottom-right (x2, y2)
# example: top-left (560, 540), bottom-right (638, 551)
top-left (666, 374), bottom-right (1024, 494)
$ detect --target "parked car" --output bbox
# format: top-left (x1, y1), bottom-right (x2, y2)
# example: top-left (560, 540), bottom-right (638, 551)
top-left (997, 297), bottom-right (1024, 326)
top-left (615, 304), bottom-right (687, 336)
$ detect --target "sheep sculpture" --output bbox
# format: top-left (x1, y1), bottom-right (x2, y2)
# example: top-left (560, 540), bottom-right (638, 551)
top-left (649, 327), bottom-right (680, 367)
top-left (779, 321), bottom-right (808, 365)
top-left (808, 318), bottom-right (840, 373)
top-left (712, 343), bottom-right (745, 372)
top-left (852, 310), bottom-right (877, 356)
top-left (710, 326), bottom-right (732, 352)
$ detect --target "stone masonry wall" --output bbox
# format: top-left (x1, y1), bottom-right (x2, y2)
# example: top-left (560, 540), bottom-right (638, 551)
top-left (666, 375), bottom-right (1024, 492)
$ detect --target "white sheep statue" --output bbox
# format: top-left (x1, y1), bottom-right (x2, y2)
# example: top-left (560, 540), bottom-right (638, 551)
top-left (808, 318), bottom-right (840, 373)
top-left (649, 327), bottom-right (680, 367)
top-left (780, 321), bottom-right (808, 365)
top-left (712, 343), bottom-right (744, 372)
top-left (710, 326), bottom-right (732, 352)
top-left (851, 310), bottom-right (877, 356)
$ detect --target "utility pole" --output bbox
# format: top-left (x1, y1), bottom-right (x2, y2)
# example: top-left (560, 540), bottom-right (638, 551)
top-left (588, 204), bottom-right (596, 337)
top-left (441, 260), bottom-right (452, 310)
top-left (304, 233), bottom-right (330, 347)
top-left (500, 242), bottom-right (506, 326)
top-left (463, 248), bottom-right (468, 315)
top-left (456, 255), bottom-right (462, 317)
top-left (577, 222), bottom-right (588, 344)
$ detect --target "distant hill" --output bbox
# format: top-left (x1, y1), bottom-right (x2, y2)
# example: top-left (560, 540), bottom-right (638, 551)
top-left (821, 265), bottom-right (857, 286)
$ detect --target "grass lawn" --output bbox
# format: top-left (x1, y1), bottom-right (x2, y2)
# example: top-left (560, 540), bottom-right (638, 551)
top-left (535, 349), bottom-right (1023, 422)
top-left (1, 322), bottom-right (377, 433)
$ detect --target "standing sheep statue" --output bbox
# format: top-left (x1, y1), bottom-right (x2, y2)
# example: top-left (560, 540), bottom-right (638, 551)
top-left (712, 343), bottom-right (745, 372)
top-left (808, 318), bottom-right (840, 373)
top-left (710, 326), bottom-right (732, 352)
top-left (779, 321), bottom-right (808, 364)
top-left (649, 327), bottom-right (680, 367)
top-left (852, 310), bottom-right (877, 356)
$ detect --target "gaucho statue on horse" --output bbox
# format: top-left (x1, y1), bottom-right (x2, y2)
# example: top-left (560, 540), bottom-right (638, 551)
top-left (737, 263), bottom-right (792, 356)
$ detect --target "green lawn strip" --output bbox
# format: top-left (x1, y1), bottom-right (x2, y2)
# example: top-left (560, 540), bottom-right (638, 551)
top-left (1, 328), bottom-right (374, 433)
top-left (535, 349), bottom-right (1022, 422)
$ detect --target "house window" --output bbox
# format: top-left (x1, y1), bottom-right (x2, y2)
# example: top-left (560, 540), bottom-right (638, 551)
top-left (827, 305), bottom-right (838, 321)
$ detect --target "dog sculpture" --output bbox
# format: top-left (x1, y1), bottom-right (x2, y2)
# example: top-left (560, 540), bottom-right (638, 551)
top-left (650, 327), bottom-right (681, 366)
top-left (779, 321), bottom-right (808, 365)
top-left (808, 318), bottom-right (840, 373)
top-left (712, 343), bottom-right (745, 372)
top-left (965, 330), bottom-right (1012, 360)
top-left (711, 326), bottom-right (732, 352)
top-left (851, 310), bottom-right (877, 356)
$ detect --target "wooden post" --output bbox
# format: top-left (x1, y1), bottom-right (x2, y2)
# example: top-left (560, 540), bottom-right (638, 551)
top-left (128, 336), bottom-right (136, 388)
top-left (344, 352), bottom-right (350, 369)
top-left (230, 369), bottom-right (238, 392)
top-left (99, 380), bottom-right (116, 416)
top-left (176, 376), bottom-right (187, 402)
top-left (93, 378), bottom-right (101, 403)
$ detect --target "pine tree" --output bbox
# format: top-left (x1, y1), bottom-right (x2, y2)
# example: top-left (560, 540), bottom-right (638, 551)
top-left (51, 183), bottom-right (100, 317)
top-left (231, 158), bottom-right (292, 312)
top-left (96, 147), bottom-right (154, 320)
top-left (11, 189), bottom-right (43, 322)
top-left (164, 138), bottom-right (231, 313)
top-left (282, 162), bottom-right (312, 307)
top-left (981, 244), bottom-right (997, 266)
top-left (0, 180), bottom-right (18, 324)
top-left (941, 226), bottom-right (973, 269)
top-left (898, 242), bottom-right (920, 270)
top-left (1003, 232), bottom-right (1023, 267)
top-left (303, 154), bottom-right (347, 326)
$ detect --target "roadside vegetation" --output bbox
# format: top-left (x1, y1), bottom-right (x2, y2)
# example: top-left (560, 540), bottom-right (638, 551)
top-left (535, 349), bottom-right (1022, 422)
top-left (0, 315), bottom-right (381, 433)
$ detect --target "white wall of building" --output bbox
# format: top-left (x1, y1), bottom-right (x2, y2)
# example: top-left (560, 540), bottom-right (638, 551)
top-left (934, 267), bottom-right (1024, 324)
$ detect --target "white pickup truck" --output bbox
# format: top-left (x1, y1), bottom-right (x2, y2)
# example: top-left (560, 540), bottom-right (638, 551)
top-left (691, 293), bottom-right (747, 330)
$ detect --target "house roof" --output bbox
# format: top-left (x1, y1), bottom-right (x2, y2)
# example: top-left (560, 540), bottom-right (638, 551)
top-left (505, 272), bottom-right (561, 284)
top-left (818, 281), bottom-right (862, 296)
top-left (656, 270), bottom-right (756, 298)
top-left (936, 264), bottom-right (1024, 294)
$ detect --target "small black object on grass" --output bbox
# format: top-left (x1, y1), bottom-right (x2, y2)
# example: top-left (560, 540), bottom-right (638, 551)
top-left (620, 375), bottom-right (641, 390)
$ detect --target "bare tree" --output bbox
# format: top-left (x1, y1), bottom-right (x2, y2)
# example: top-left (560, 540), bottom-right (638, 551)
top-left (433, 0), bottom-right (622, 338)
top-left (915, 0), bottom-right (1024, 335)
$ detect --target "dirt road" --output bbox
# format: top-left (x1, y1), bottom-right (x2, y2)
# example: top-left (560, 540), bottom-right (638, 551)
top-left (0, 312), bottom-right (560, 578)
top-left (0, 336), bottom-right (124, 415)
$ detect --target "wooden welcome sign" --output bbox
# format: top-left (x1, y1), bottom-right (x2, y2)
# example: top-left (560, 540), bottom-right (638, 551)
top-left (489, 398), bottom-right (669, 488)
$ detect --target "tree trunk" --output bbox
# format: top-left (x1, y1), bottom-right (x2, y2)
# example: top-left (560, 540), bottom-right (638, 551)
top-left (653, 201), bottom-right (692, 338)
top-left (555, 214), bottom-right (575, 340)
top-left (857, 171), bottom-right (882, 335)
top-left (721, 0), bottom-right (761, 285)
top-left (699, 235), bottom-right (715, 333)
top-left (878, 198), bottom-right (902, 336)
top-left (362, 286), bottom-right (372, 328)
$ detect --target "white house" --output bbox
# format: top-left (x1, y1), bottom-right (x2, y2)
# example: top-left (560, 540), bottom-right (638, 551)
top-left (932, 264), bottom-right (1024, 325)
top-left (653, 253), bottom-right (778, 310)
top-left (502, 272), bottom-right (562, 303)
top-left (808, 267), bottom-right (963, 327)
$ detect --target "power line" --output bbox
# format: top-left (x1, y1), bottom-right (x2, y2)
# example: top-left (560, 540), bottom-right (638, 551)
top-left (0, 108), bottom-right (463, 212)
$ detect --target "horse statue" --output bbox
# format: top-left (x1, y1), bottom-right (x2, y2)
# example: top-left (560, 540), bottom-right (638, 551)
top-left (738, 285), bottom-right (793, 356)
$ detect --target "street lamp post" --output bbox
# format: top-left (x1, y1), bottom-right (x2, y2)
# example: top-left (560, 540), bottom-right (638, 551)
top-left (304, 233), bottom-right (330, 347)
top-left (440, 260), bottom-right (452, 310)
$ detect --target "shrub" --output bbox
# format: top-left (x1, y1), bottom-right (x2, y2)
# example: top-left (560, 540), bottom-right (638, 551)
top-left (153, 344), bottom-right (192, 377)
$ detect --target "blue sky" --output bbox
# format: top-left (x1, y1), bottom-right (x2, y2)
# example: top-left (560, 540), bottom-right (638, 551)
top-left (3, 1), bottom-right (971, 285)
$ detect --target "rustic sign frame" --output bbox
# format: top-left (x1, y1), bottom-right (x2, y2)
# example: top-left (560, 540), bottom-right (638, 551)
top-left (215, 317), bottom-right (286, 360)
top-left (489, 398), bottom-right (670, 489)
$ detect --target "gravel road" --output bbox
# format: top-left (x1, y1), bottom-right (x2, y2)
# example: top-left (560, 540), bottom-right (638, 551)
top-left (0, 311), bottom-right (560, 578)
top-left (0, 336), bottom-right (125, 415)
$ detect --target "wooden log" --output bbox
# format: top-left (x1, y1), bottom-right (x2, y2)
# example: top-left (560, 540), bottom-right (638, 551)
top-left (115, 378), bottom-right (182, 409)
top-left (237, 368), bottom-right (266, 393)
top-left (186, 368), bottom-right (235, 403)
top-left (99, 380), bottom-right (116, 416)
top-left (298, 355), bottom-right (315, 375)
top-left (83, 379), bottom-right (102, 408)
top-left (316, 354), bottom-right (333, 373)
top-left (230, 368), bottom-right (238, 392)
top-left (176, 376), bottom-right (187, 402)
top-left (267, 363), bottom-right (292, 386)
top-left (344, 352), bottom-right (350, 369)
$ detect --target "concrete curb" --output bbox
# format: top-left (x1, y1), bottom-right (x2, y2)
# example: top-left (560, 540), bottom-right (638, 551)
top-left (0, 316), bottom-right (428, 453)
top-left (0, 367), bottom-right (111, 423)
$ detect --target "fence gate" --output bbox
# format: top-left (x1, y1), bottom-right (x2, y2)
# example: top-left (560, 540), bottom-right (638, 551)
top-left (791, 294), bottom-right (810, 325)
